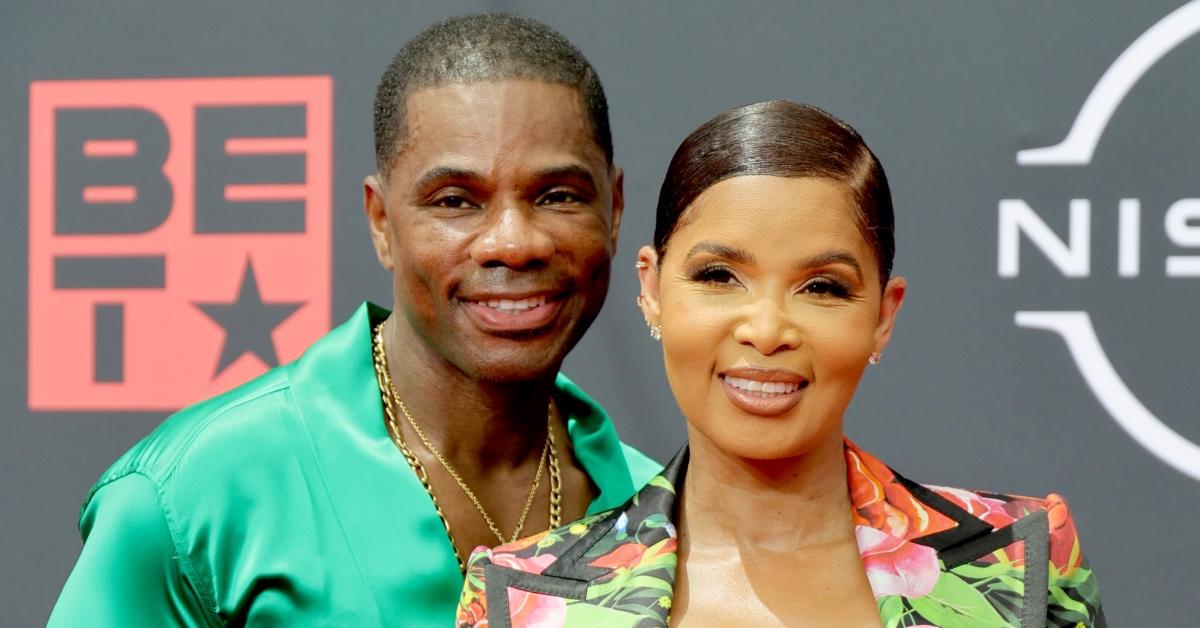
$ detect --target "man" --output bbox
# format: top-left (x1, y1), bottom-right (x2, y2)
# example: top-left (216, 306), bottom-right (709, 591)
top-left (49, 14), bottom-right (658, 626)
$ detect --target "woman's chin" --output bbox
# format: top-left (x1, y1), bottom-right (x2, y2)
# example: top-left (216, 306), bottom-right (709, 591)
top-left (692, 422), bottom-right (830, 463)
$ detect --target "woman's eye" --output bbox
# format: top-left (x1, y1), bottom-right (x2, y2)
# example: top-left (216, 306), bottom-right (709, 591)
top-left (693, 267), bottom-right (740, 285)
top-left (801, 278), bottom-right (850, 298)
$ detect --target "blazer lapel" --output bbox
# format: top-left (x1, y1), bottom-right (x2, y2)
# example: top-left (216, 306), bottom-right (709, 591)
top-left (847, 441), bottom-right (1055, 628)
top-left (464, 441), bottom-right (1101, 628)
top-left (467, 450), bottom-right (686, 628)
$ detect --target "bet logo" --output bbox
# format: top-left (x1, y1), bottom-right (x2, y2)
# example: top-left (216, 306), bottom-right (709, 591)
top-left (998, 1), bottom-right (1200, 480)
top-left (28, 76), bottom-right (332, 411)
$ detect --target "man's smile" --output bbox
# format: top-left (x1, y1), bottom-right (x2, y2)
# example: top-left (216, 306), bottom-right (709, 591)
top-left (460, 291), bottom-right (567, 333)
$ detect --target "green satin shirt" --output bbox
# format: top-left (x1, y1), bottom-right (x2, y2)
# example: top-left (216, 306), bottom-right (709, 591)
top-left (48, 302), bottom-right (661, 627)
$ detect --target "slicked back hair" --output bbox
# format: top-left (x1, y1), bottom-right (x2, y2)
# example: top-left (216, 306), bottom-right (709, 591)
top-left (653, 100), bottom-right (895, 284)
top-left (373, 13), bottom-right (613, 175)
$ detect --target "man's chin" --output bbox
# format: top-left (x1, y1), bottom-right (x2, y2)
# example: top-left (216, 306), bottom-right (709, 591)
top-left (464, 357), bottom-right (566, 384)
top-left (447, 332), bottom-right (572, 381)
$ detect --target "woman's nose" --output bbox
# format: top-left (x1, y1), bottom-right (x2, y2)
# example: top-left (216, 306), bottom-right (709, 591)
top-left (468, 206), bottom-right (555, 269)
top-left (732, 296), bottom-right (801, 355)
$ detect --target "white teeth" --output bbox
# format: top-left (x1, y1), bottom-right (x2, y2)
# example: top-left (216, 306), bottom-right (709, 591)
top-left (478, 295), bottom-right (548, 313)
top-left (726, 377), bottom-right (800, 396)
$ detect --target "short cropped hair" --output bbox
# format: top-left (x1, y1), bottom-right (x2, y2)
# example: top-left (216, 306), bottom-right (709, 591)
top-left (373, 13), bottom-right (613, 174)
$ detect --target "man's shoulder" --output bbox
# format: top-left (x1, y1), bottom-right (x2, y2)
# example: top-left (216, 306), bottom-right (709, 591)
top-left (87, 302), bottom-right (377, 503)
top-left (87, 364), bottom-right (300, 507)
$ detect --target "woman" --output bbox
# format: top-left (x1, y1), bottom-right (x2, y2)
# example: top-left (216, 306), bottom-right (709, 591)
top-left (455, 101), bottom-right (1104, 627)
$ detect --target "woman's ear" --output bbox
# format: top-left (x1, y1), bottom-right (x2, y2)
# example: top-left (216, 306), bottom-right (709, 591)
top-left (873, 275), bottom-right (907, 355)
top-left (635, 245), bottom-right (661, 327)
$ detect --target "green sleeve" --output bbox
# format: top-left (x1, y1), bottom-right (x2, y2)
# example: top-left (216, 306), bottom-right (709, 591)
top-left (620, 442), bottom-right (663, 490)
top-left (48, 473), bottom-right (214, 628)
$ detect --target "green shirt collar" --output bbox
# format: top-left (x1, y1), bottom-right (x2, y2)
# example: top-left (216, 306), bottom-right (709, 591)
top-left (288, 301), bottom-right (639, 513)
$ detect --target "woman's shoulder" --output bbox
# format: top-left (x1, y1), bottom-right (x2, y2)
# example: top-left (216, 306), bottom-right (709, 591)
top-left (923, 483), bottom-right (1093, 579)
top-left (925, 484), bottom-right (1079, 531)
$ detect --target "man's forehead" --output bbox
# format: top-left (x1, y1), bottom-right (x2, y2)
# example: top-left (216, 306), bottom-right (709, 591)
top-left (390, 80), bottom-right (607, 181)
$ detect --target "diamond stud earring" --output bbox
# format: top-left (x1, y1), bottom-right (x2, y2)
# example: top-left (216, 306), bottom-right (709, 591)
top-left (868, 352), bottom-right (882, 365)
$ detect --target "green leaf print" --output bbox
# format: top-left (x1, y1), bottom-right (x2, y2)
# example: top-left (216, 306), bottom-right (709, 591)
top-left (909, 573), bottom-right (1012, 627)
top-left (647, 475), bottom-right (675, 493)
top-left (562, 601), bottom-right (645, 627)
top-left (877, 596), bottom-right (906, 628)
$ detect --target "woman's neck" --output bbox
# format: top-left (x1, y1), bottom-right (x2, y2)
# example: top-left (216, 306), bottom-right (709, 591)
top-left (679, 426), bottom-right (856, 553)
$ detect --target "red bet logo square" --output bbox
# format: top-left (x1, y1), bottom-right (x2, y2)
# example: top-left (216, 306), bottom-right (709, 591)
top-left (28, 76), bottom-right (332, 411)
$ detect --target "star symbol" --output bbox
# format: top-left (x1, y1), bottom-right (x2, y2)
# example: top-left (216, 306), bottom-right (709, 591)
top-left (194, 259), bottom-right (304, 379)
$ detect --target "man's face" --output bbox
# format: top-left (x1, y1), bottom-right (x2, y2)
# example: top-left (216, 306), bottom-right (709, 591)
top-left (365, 80), bottom-right (624, 382)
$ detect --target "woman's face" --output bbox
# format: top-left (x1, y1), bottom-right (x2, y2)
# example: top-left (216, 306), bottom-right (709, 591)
top-left (638, 176), bottom-right (905, 461)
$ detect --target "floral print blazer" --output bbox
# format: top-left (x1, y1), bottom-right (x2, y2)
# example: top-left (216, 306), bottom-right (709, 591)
top-left (456, 440), bottom-right (1104, 627)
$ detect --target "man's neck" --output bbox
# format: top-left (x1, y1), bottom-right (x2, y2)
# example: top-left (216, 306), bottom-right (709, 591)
top-left (380, 314), bottom-right (557, 474)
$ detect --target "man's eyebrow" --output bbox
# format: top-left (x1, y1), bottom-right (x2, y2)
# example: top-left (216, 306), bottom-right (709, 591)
top-left (796, 249), bottom-right (863, 281)
top-left (414, 166), bottom-right (485, 190)
top-left (684, 241), bottom-right (755, 265)
top-left (532, 164), bottom-right (598, 189)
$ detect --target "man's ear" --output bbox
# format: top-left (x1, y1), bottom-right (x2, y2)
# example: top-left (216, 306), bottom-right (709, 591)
top-left (873, 276), bottom-right (907, 354)
top-left (364, 174), bottom-right (394, 271)
top-left (608, 166), bottom-right (625, 253)
top-left (635, 245), bottom-right (661, 325)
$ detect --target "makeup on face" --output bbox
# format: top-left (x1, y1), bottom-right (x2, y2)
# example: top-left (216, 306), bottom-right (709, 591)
top-left (652, 175), bottom-right (886, 459)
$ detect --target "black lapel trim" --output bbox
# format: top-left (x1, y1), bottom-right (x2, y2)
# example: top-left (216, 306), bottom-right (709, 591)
top-left (891, 471), bottom-right (993, 551)
top-left (484, 446), bottom-right (690, 627)
top-left (541, 508), bottom-right (622, 582)
top-left (483, 563), bottom-right (590, 628)
top-left (658, 445), bottom-right (689, 483)
top-left (542, 446), bottom-right (689, 582)
top-left (941, 510), bottom-right (1050, 628)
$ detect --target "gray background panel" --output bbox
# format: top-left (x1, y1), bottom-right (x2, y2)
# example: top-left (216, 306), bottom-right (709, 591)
top-left (3, 1), bottom-right (1197, 624)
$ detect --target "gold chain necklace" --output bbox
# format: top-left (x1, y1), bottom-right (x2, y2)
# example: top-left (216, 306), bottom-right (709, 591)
top-left (371, 321), bottom-right (562, 563)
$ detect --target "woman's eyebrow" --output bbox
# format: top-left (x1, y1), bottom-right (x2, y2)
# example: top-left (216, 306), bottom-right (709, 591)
top-left (796, 250), bottom-right (863, 281)
top-left (684, 241), bottom-right (755, 265)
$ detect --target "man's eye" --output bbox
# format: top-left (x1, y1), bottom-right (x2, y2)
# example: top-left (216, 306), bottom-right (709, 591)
top-left (540, 191), bottom-right (581, 205)
top-left (433, 195), bottom-right (475, 209)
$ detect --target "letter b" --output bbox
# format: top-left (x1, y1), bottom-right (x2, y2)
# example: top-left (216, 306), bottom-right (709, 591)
top-left (54, 108), bottom-right (172, 235)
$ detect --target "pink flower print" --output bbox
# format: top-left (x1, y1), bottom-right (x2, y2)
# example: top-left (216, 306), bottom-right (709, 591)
top-left (931, 487), bottom-right (1019, 529)
top-left (855, 525), bottom-right (940, 599)
top-left (506, 587), bottom-right (567, 627)
top-left (489, 550), bottom-right (557, 575)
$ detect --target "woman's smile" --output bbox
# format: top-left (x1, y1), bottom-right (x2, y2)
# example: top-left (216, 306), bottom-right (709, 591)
top-left (718, 367), bottom-right (809, 416)
top-left (641, 174), bottom-right (895, 460)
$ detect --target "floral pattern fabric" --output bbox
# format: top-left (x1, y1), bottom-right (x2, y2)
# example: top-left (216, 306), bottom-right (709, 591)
top-left (457, 441), bottom-right (1104, 627)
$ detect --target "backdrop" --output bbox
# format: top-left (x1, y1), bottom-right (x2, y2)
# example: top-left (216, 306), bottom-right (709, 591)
top-left (4, 1), bottom-right (1198, 624)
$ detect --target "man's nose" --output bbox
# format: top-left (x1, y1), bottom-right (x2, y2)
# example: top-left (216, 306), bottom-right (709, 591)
top-left (732, 296), bottom-right (802, 356)
top-left (468, 206), bottom-right (555, 269)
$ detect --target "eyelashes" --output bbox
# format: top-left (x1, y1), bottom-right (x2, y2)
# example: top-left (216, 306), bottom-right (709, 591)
top-left (802, 277), bottom-right (851, 298)
top-left (687, 264), bottom-right (739, 285)
top-left (684, 263), bottom-right (852, 298)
